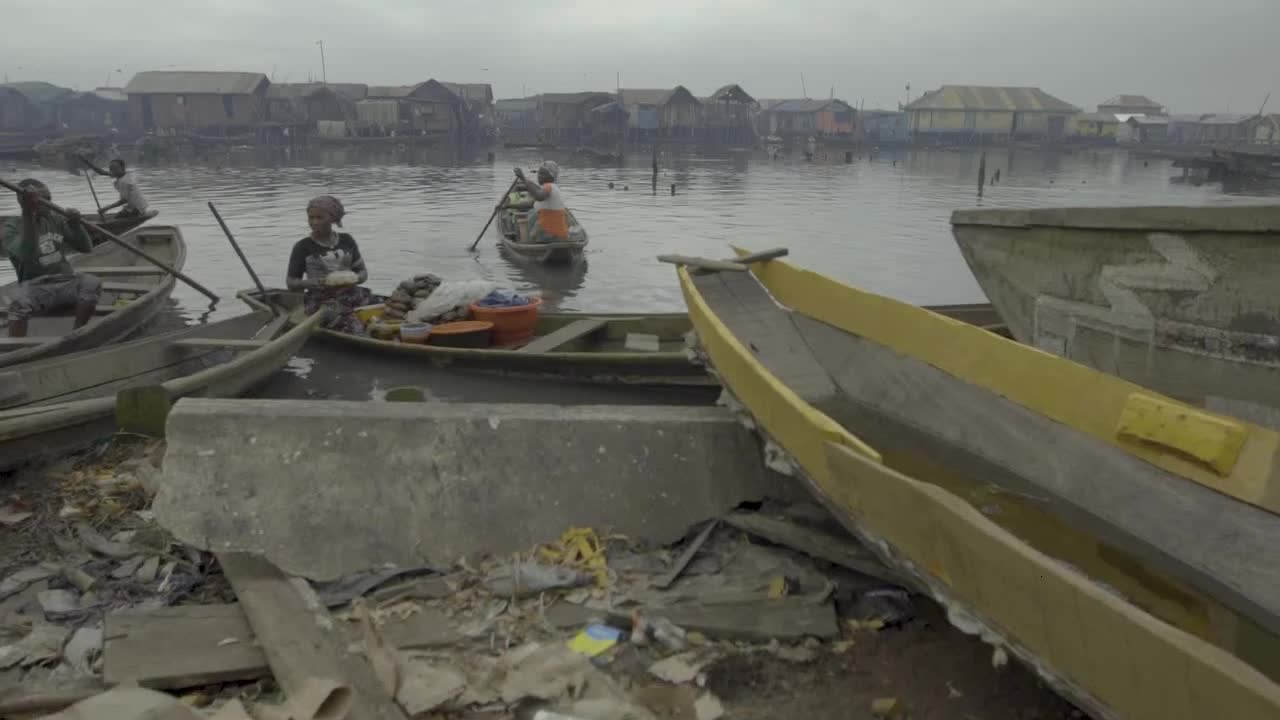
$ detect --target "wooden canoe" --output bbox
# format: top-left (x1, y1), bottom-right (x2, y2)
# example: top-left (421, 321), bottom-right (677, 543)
top-left (497, 207), bottom-right (588, 265)
top-left (950, 205), bottom-right (1280, 410)
top-left (0, 224), bottom-right (185, 368)
top-left (678, 249), bottom-right (1280, 720)
top-left (254, 290), bottom-right (710, 387)
top-left (0, 299), bottom-right (324, 469)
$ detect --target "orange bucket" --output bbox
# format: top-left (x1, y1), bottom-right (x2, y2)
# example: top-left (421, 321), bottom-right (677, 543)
top-left (469, 297), bottom-right (542, 346)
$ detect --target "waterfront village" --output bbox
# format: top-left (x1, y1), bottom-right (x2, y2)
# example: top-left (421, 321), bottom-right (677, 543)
top-left (2, 71), bottom-right (1279, 158)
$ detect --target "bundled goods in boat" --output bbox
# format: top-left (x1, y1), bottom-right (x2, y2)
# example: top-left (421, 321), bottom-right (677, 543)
top-left (324, 270), bottom-right (360, 287)
top-left (382, 273), bottom-right (443, 322)
top-left (406, 280), bottom-right (501, 324)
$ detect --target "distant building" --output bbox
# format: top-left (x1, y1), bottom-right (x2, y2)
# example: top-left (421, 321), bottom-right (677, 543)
top-left (587, 101), bottom-right (629, 144)
top-left (1196, 114), bottom-right (1250, 144)
top-left (904, 85), bottom-right (1078, 141)
top-left (1121, 115), bottom-right (1169, 144)
top-left (124, 71), bottom-right (269, 132)
top-left (756, 99), bottom-right (855, 137)
top-left (0, 86), bottom-right (38, 131)
top-left (1244, 114), bottom-right (1280, 145)
top-left (1165, 114), bottom-right (1207, 144)
top-left (539, 91), bottom-right (614, 143)
top-left (441, 82), bottom-right (495, 129)
top-left (0, 82), bottom-right (75, 130)
top-left (1098, 95), bottom-right (1165, 116)
top-left (359, 80), bottom-right (471, 139)
top-left (495, 97), bottom-right (541, 141)
top-left (619, 87), bottom-right (701, 138)
top-left (266, 83), bottom-right (355, 124)
top-left (55, 88), bottom-right (129, 133)
top-left (1071, 112), bottom-right (1121, 139)
top-left (700, 84), bottom-right (757, 144)
top-left (859, 110), bottom-right (908, 144)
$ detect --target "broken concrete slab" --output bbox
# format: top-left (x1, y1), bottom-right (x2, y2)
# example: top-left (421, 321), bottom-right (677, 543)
top-left (156, 400), bottom-right (788, 580)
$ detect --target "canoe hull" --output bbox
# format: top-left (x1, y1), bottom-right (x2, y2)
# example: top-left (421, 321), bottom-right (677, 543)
top-left (497, 208), bottom-right (588, 265)
top-left (950, 205), bottom-right (1280, 408)
top-left (679, 251), bottom-right (1280, 720)
top-left (0, 300), bottom-right (322, 469)
top-left (255, 290), bottom-right (712, 387)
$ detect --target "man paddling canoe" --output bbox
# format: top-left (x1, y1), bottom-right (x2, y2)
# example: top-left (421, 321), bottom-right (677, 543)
top-left (0, 179), bottom-right (102, 337)
top-left (510, 161), bottom-right (571, 244)
top-left (82, 157), bottom-right (150, 219)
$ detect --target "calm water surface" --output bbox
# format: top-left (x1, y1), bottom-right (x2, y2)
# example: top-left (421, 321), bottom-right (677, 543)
top-left (3, 146), bottom-right (1277, 323)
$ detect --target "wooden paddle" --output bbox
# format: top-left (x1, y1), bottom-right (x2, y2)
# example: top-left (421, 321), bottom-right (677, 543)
top-left (0, 177), bottom-right (219, 302)
top-left (208, 202), bottom-right (271, 311)
top-left (81, 169), bottom-right (105, 219)
top-left (468, 176), bottom-right (521, 252)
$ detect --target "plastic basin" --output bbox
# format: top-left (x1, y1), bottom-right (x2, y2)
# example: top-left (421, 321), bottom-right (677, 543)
top-left (469, 297), bottom-right (542, 346)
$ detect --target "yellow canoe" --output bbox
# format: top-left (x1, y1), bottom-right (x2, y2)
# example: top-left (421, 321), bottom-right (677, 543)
top-left (677, 249), bottom-right (1280, 720)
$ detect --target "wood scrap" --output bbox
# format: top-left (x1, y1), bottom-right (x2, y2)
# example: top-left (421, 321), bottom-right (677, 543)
top-left (0, 680), bottom-right (104, 716)
top-left (601, 598), bottom-right (838, 642)
top-left (103, 604), bottom-right (269, 690)
top-left (657, 255), bottom-right (748, 273)
top-left (691, 247), bottom-right (789, 275)
top-left (217, 553), bottom-right (408, 720)
top-left (724, 511), bottom-right (903, 585)
top-left (655, 519), bottom-right (719, 589)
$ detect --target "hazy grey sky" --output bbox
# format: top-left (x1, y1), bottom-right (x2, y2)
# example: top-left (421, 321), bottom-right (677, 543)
top-left (5, 0), bottom-right (1277, 113)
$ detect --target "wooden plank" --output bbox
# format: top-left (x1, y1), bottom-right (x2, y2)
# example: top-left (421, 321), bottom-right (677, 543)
top-left (103, 604), bottom-right (268, 690)
top-left (0, 336), bottom-right (62, 348)
top-left (0, 305), bottom-right (118, 316)
top-left (693, 247), bottom-right (789, 274)
top-left (723, 511), bottom-right (902, 585)
top-left (604, 600), bottom-right (838, 642)
top-left (102, 281), bottom-right (157, 294)
top-left (654, 519), bottom-right (718, 589)
top-left (517, 318), bottom-right (607, 354)
top-left (74, 266), bottom-right (167, 276)
top-left (218, 553), bottom-right (407, 720)
top-left (658, 255), bottom-right (747, 273)
top-left (171, 338), bottom-right (269, 351)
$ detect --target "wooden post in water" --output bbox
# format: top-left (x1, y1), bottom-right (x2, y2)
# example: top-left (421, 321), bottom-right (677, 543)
top-left (977, 151), bottom-right (987, 198)
top-left (652, 144), bottom-right (659, 195)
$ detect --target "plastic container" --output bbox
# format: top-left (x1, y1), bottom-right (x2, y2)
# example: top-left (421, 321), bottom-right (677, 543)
top-left (369, 322), bottom-right (401, 341)
top-left (399, 322), bottom-right (432, 344)
top-left (469, 297), bottom-right (542, 346)
top-left (428, 321), bottom-right (494, 348)
top-left (355, 303), bottom-right (385, 325)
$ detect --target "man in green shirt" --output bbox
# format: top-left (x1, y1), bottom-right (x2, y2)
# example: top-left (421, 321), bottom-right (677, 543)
top-left (1, 179), bottom-right (101, 337)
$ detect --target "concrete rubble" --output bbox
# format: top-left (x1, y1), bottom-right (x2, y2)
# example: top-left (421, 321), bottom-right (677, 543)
top-left (0, 411), bottom-right (1083, 720)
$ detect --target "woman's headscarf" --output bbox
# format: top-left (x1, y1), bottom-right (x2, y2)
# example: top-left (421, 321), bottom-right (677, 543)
top-left (307, 195), bottom-right (345, 226)
top-left (538, 161), bottom-right (560, 182)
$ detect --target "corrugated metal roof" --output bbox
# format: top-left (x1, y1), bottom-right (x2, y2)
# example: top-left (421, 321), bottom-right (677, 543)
top-left (905, 86), bottom-right (1077, 113)
top-left (619, 87), bottom-right (699, 108)
top-left (1, 81), bottom-right (75, 103)
top-left (1077, 112), bottom-right (1119, 122)
top-left (1125, 115), bottom-right (1169, 126)
top-left (1199, 113), bottom-right (1249, 125)
top-left (440, 82), bottom-right (493, 103)
top-left (496, 98), bottom-right (539, 112)
top-left (589, 101), bottom-right (628, 115)
top-left (541, 92), bottom-right (613, 106)
top-left (125, 71), bottom-right (268, 95)
top-left (89, 87), bottom-right (127, 102)
top-left (1099, 94), bottom-right (1163, 110)
top-left (329, 84), bottom-right (368, 101)
top-left (367, 85), bottom-right (417, 99)
top-left (709, 84), bottom-right (755, 104)
top-left (267, 83), bottom-right (329, 100)
top-left (767, 98), bottom-right (853, 113)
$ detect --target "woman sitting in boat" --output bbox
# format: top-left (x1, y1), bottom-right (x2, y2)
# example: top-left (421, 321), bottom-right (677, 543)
top-left (513, 162), bottom-right (570, 244)
top-left (286, 195), bottom-right (375, 334)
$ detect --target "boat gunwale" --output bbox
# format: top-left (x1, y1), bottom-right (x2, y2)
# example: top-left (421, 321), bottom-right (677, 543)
top-left (950, 204), bottom-right (1280, 233)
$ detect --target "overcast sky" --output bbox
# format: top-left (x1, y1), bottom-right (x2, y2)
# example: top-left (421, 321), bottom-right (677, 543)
top-left (4, 0), bottom-right (1277, 113)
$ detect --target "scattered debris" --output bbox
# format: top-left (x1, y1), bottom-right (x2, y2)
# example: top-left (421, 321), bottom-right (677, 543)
top-left (0, 563), bottom-right (59, 600)
top-left (482, 560), bottom-right (593, 598)
top-left (0, 622), bottom-right (70, 669)
top-left (76, 523), bottom-right (134, 559)
top-left (871, 696), bottom-right (901, 718)
top-left (568, 624), bottom-right (625, 657)
top-left (655, 519), bottom-right (719, 589)
top-left (110, 556), bottom-right (146, 580)
top-left (632, 612), bottom-right (688, 652)
top-left (0, 500), bottom-right (32, 526)
top-left (393, 655), bottom-right (466, 715)
top-left (694, 692), bottom-right (726, 720)
top-left (135, 556), bottom-right (161, 584)
top-left (43, 686), bottom-right (204, 720)
top-left (37, 589), bottom-right (78, 619)
top-left (103, 604), bottom-right (268, 689)
top-left (647, 651), bottom-right (718, 685)
top-left (63, 625), bottom-right (102, 676)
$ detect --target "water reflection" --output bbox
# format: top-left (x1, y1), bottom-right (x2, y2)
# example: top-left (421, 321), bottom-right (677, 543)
top-left (3, 146), bottom-right (1276, 324)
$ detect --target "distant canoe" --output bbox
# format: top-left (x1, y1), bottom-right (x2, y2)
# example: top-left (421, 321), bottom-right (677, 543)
top-left (0, 224), bottom-right (185, 368)
top-left (497, 207), bottom-right (588, 265)
top-left (951, 205), bottom-right (1280, 409)
top-left (0, 300), bottom-right (323, 469)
